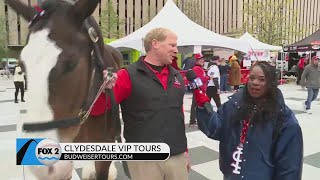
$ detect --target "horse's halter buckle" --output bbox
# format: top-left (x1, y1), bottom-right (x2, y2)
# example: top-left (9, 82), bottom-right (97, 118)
top-left (88, 27), bottom-right (99, 43)
top-left (78, 109), bottom-right (88, 124)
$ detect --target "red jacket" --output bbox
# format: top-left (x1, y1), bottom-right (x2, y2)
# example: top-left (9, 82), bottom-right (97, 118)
top-left (192, 65), bottom-right (209, 92)
top-left (91, 61), bottom-right (171, 116)
top-left (170, 57), bottom-right (180, 70)
top-left (298, 58), bottom-right (305, 69)
top-left (90, 59), bottom-right (189, 154)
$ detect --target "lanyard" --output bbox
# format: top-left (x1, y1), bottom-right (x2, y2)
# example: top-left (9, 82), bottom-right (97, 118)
top-left (231, 119), bottom-right (251, 174)
top-left (231, 105), bottom-right (258, 175)
top-left (239, 120), bottom-right (250, 146)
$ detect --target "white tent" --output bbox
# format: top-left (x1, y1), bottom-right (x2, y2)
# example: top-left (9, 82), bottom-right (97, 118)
top-left (109, 0), bottom-right (249, 53)
top-left (239, 32), bottom-right (282, 51)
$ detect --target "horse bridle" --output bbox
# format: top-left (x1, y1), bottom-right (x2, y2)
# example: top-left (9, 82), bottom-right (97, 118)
top-left (22, 6), bottom-right (122, 142)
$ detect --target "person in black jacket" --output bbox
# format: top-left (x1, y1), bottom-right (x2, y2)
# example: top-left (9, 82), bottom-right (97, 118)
top-left (99, 27), bottom-right (189, 180)
top-left (194, 61), bottom-right (303, 180)
top-left (13, 61), bottom-right (25, 103)
top-left (182, 54), bottom-right (195, 70)
top-left (218, 58), bottom-right (230, 92)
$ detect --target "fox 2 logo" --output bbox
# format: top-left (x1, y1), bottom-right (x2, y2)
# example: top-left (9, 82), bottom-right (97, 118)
top-left (16, 138), bottom-right (62, 166)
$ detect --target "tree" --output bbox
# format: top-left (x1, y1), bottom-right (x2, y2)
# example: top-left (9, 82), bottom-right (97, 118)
top-left (0, 10), bottom-right (9, 60)
top-left (242, 0), bottom-right (303, 45)
top-left (100, 0), bottom-right (125, 39)
top-left (181, 0), bottom-right (202, 25)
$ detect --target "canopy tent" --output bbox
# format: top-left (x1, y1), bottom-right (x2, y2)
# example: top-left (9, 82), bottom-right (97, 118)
top-left (238, 32), bottom-right (282, 62)
top-left (108, 0), bottom-right (249, 53)
top-left (284, 29), bottom-right (320, 52)
top-left (239, 32), bottom-right (282, 51)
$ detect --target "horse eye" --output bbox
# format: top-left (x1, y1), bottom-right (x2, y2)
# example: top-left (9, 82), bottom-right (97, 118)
top-left (48, 60), bottom-right (77, 83)
top-left (63, 60), bottom-right (77, 73)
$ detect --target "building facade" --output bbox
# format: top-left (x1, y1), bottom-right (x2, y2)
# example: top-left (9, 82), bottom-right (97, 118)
top-left (2, 0), bottom-right (320, 47)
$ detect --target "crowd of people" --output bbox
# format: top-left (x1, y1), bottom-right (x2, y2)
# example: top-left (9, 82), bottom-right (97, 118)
top-left (9, 27), bottom-right (311, 180)
top-left (182, 51), bottom-right (243, 126)
top-left (95, 27), bottom-right (305, 180)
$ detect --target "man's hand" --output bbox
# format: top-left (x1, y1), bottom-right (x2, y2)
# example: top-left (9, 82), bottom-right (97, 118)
top-left (103, 70), bottom-right (117, 89)
top-left (217, 89), bottom-right (220, 94)
top-left (184, 151), bottom-right (191, 173)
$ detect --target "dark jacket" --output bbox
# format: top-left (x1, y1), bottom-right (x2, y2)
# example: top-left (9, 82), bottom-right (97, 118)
top-left (120, 59), bottom-right (187, 156)
top-left (196, 89), bottom-right (303, 180)
top-left (182, 57), bottom-right (195, 70)
top-left (218, 64), bottom-right (230, 75)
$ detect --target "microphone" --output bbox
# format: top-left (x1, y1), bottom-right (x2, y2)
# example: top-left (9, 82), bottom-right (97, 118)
top-left (185, 70), bottom-right (203, 90)
top-left (185, 70), bottom-right (213, 113)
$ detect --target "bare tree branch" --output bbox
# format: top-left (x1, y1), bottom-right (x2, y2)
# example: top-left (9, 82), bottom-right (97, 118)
top-left (242, 0), bottom-right (304, 45)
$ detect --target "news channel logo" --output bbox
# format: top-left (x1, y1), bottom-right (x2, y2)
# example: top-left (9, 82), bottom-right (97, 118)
top-left (16, 138), bottom-right (62, 166)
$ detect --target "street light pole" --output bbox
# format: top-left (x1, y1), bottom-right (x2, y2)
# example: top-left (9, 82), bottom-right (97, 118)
top-left (179, 0), bottom-right (185, 68)
top-left (280, 40), bottom-right (288, 85)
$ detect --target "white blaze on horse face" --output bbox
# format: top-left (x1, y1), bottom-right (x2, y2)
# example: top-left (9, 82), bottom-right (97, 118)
top-left (19, 29), bottom-right (71, 180)
top-left (20, 29), bottom-right (62, 140)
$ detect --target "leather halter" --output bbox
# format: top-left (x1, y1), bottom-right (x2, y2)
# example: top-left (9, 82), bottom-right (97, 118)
top-left (23, 19), bottom-right (114, 131)
top-left (22, 8), bottom-right (121, 142)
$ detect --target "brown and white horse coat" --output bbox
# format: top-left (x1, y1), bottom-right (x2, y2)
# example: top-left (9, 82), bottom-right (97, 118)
top-left (6, 0), bottom-right (122, 179)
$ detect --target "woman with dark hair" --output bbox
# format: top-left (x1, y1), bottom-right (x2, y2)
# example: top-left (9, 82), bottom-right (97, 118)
top-left (194, 61), bottom-right (303, 180)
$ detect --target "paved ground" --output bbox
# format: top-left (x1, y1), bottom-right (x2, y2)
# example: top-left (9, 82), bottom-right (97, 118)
top-left (0, 76), bottom-right (319, 179)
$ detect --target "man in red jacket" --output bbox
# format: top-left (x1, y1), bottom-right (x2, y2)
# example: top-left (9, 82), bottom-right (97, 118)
top-left (93, 27), bottom-right (190, 180)
top-left (189, 53), bottom-right (209, 127)
top-left (170, 56), bottom-right (181, 70)
top-left (297, 54), bottom-right (307, 85)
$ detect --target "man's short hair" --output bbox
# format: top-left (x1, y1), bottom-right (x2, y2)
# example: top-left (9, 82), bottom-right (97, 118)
top-left (144, 28), bottom-right (174, 52)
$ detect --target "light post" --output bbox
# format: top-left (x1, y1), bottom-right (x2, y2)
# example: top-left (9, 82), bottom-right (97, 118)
top-left (179, 0), bottom-right (185, 68)
top-left (281, 40), bottom-right (288, 85)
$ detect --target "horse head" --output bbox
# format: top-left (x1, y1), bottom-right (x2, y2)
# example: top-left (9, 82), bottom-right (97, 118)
top-left (6, 0), bottom-right (122, 179)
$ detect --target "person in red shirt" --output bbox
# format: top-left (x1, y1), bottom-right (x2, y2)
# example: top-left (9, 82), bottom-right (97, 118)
top-left (94, 27), bottom-right (190, 180)
top-left (296, 54), bottom-right (307, 85)
top-left (170, 56), bottom-right (181, 70)
top-left (189, 53), bottom-right (209, 127)
top-left (192, 53), bottom-right (209, 90)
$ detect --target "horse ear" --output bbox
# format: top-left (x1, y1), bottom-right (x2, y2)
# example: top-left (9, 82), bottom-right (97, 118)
top-left (69, 0), bottom-right (99, 27)
top-left (5, 0), bottom-right (37, 21)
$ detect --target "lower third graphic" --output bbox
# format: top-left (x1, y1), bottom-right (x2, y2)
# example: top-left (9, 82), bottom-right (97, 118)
top-left (16, 138), bottom-right (62, 166)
